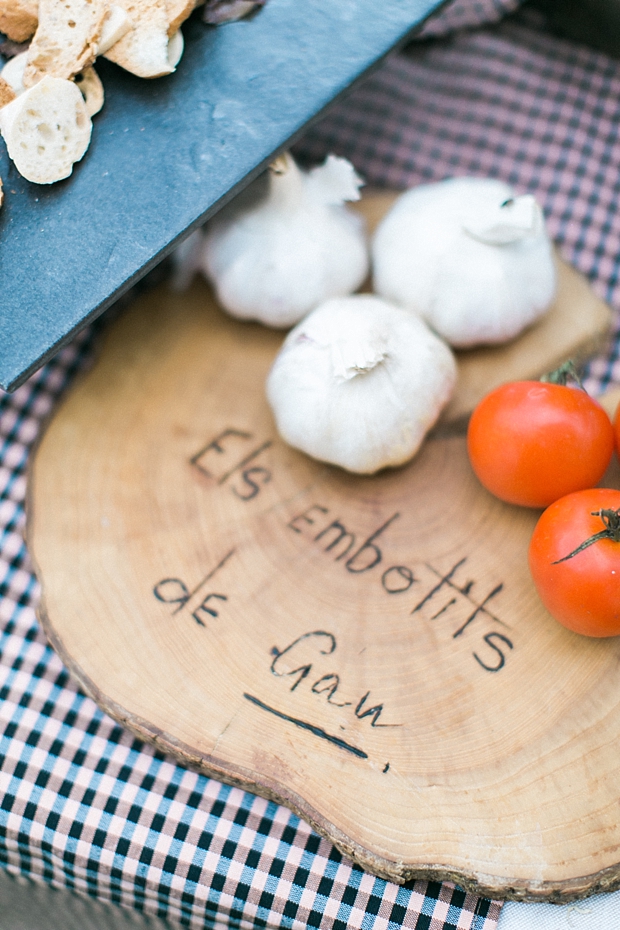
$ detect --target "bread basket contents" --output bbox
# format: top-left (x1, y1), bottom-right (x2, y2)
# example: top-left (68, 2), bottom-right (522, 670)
top-left (371, 176), bottom-right (557, 347)
top-left (0, 0), bottom-right (264, 185)
top-left (101, 0), bottom-right (185, 79)
top-left (0, 71), bottom-right (14, 103)
top-left (22, 0), bottom-right (109, 86)
top-left (174, 152), bottom-right (369, 327)
top-left (75, 64), bottom-right (104, 116)
top-left (0, 0), bottom-right (37, 43)
top-left (2, 48), bottom-right (28, 93)
top-left (0, 74), bottom-right (91, 183)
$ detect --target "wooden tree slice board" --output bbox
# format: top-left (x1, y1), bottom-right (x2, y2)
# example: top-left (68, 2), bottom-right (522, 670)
top-left (28, 194), bottom-right (620, 903)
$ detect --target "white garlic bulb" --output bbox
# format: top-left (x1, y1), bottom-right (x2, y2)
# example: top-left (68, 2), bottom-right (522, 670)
top-left (372, 176), bottom-right (557, 348)
top-left (196, 152), bottom-right (369, 328)
top-left (266, 294), bottom-right (457, 474)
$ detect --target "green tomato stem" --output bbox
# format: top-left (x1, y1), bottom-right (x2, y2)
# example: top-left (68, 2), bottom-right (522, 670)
top-left (540, 360), bottom-right (584, 389)
top-left (552, 508), bottom-right (620, 564)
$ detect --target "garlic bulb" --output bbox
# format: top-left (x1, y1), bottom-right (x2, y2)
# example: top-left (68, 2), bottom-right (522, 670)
top-left (372, 177), bottom-right (557, 348)
top-left (195, 152), bottom-right (369, 328)
top-left (266, 294), bottom-right (457, 474)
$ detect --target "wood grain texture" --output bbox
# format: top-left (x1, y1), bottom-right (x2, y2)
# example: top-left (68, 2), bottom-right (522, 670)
top-left (28, 193), bottom-right (620, 902)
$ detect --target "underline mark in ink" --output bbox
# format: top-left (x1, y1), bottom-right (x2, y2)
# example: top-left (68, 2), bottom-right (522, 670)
top-left (243, 693), bottom-right (368, 759)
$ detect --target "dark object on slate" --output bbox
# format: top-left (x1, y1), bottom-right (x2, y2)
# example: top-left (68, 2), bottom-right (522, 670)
top-left (0, 37), bottom-right (27, 57)
top-left (203, 0), bottom-right (267, 26)
top-left (0, 0), bottom-right (444, 392)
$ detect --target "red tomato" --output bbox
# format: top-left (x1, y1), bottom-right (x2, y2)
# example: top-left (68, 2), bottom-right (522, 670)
top-left (528, 489), bottom-right (620, 637)
top-left (614, 402), bottom-right (620, 458)
top-left (467, 381), bottom-right (614, 508)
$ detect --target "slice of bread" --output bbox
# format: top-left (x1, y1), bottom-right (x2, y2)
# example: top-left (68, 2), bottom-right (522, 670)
top-left (97, 3), bottom-right (133, 54)
top-left (0, 0), bottom-right (195, 183)
top-left (165, 0), bottom-right (196, 36)
top-left (0, 75), bottom-right (92, 183)
top-left (1, 50), bottom-right (27, 95)
top-left (0, 75), bottom-right (17, 108)
top-left (103, 0), bottom-right (177, 78)
top-left (167, 28), bottom-right (183, 68)
top-left (23, 0), bottom-right (109, 87)
top-left (0, 0), bottom-right (38, 43)
top-left (74, 65), bottom-right (104, 116)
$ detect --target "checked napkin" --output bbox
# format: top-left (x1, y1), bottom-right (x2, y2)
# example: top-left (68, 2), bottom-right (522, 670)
top-left (0, 330), bottom-right (501, 927)
top-left (3, 1), bottom-right (620, 928)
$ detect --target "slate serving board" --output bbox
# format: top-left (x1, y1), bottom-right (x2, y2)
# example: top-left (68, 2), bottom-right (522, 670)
top-left (0, 0), bottom-right (445, 392)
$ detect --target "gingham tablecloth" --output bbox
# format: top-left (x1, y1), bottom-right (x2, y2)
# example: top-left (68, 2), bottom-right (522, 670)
top-left (2, 1), bottom-right (620, 928)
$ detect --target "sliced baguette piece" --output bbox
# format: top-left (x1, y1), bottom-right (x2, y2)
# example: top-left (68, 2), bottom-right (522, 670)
top-left (0, 75), bottom-right (92, 184)
top-left (97, 3), bottom-right (133, 54)
top-left (23, 0), bottom-right (109, 88)
top-left (103, 0), bottom-right (177, 78)
top-left (167, 28), bottom-right (183, 68)
top-left (74, 65), bottom-right (104, 116)
top-left (1, 50), bottom-right (27, 95)
top-left (0, 0), bottom-right (38, 42)
top-left (165, 0), bottom-right (195, 36)
top-left (0, 75), bottom-right (16, 107)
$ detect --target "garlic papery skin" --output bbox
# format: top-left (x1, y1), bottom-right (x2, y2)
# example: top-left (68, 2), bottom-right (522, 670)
top-left (266, 294), bottom-right (457, 475)
top-left (198, 152), bottom-right (369, 328)
top-left (372, 177), bottom-right (557, 348)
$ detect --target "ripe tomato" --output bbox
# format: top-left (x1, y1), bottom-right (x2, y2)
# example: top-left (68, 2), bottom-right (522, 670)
top-left (467, 380), bottom-right (614, 508)
top-left (614, 401), bottom-right (620, 458)
top-left (528, 488), bottom-right (620, 637)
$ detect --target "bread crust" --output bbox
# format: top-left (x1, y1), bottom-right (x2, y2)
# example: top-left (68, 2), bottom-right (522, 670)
top-left (0, 75), bottom-right (17, 107)
top-left (104, 0), bottom-right (175, 78)
top-left (0, 75), bottom-right (92, 184)
top-left (24, 0), bottom-right (109, 87)
top-left (165, 0), bottom-right (196, 36)
top-left (75, 64), bottom-right (104, 116)
top-left (0, 0), bottom-right (38, 43)
top-left (1, 49), bottom-right (27, 95)
top-left (97, 3), bottom-right (132, 54)
top-left (0, 0), bottom-right (197, 182)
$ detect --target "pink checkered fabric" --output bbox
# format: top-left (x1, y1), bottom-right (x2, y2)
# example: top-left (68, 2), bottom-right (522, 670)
top-left (0, 336), bottom-right (503, 927)
top-left (5, 1), bottom-right (620, 928)
top-left (418, 0), bottom-right (524, 37)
